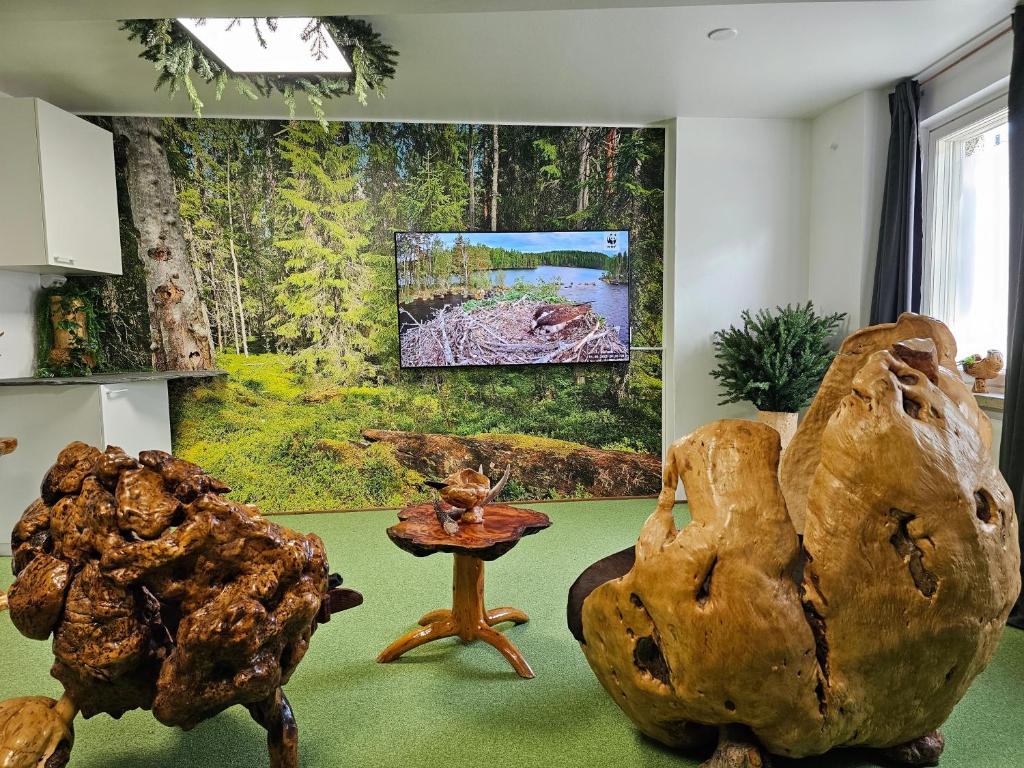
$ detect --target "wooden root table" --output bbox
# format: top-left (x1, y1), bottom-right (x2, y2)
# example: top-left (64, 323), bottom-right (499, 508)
top-left (378, 502), bottom-right (550, 679)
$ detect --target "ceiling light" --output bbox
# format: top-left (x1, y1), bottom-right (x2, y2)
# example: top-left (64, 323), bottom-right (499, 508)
top-left (707, 28), bottom-right (739, 42)
top-left (177, 17), bottom-right (352, 74)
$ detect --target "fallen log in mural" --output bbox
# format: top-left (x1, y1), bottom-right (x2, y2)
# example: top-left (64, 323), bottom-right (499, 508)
top-left (361, 429), bottom-right (661, 499)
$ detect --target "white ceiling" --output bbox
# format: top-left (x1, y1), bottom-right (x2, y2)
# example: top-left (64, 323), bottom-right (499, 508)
top-left (0, 0), bottom-right (1015, 125)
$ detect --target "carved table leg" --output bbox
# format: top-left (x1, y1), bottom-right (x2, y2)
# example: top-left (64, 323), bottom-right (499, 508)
top-left (377, 553), bottom-right (536, 678)
top-left (450, 553), bottom-right (486, 641)
top-left (377, 618), bottom-right (456, 662)
top-left (247, 688), bottom-right (298, 768)
top-left (418, 608), bottom-right (452, 626)
top-left (701, 725), bottom-right (770, 768)
top-left (879, 731), bottom-right (944, 767)
top-left (485, 607), bottom-right (529, 626)
top-left (477, 624), bottom-right (535, 678)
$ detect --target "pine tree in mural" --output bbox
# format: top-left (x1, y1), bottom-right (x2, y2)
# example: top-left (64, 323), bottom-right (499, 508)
top-left (399, 151), bottom-right (466, 231)
top-left (273, 120), bottom-right (380, 381)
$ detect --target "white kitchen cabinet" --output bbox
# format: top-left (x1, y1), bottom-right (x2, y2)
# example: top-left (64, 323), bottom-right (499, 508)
top-left (0, 97), bottom-right (121, 275)
top-left (0, 379), bottom-right (172, 554)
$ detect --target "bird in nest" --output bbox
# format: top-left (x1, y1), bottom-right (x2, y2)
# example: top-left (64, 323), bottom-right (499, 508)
top-left (531, 303), bottom-right (592, 335)
top-left (961, 350), bottom-right (1004, 393)
top-left (426, 465), bottom-right (512, 534)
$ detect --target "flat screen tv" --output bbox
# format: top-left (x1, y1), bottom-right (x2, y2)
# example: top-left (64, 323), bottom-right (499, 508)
top-left (396, 230), bottom-right (630, 369)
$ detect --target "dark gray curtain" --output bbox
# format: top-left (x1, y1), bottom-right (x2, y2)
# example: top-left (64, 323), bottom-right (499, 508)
top-left (1005, 9), bottom-right (1024, 630)
top-left (870, 79), bottom-right (924, 324)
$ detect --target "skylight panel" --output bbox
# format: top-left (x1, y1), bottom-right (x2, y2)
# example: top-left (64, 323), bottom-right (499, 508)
top-left (177, 17), bottom-right (352, 75)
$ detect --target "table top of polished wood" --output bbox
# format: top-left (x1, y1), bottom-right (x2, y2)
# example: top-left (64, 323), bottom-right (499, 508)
top-left (387, 503), bottom-right (550, 561)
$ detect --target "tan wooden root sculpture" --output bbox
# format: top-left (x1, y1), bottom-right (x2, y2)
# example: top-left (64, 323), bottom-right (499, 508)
top-left (0, 695), bottom-right (77, 768)
top-left (2, 443), bottom-right (359, 768)
top-left (579, 315), bottom-right (1019, 766)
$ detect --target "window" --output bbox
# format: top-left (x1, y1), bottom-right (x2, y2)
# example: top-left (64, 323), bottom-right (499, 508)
top-left (177, 18), bottom-right (352, 75)
top-left (923, 97), bottom-right (1009, 389)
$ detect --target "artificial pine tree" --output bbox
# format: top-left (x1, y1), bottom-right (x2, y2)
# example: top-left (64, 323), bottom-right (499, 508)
top-left (710, 302), bottom-right (845, 413)
top-left (121, 17), bottom-right (398, 127)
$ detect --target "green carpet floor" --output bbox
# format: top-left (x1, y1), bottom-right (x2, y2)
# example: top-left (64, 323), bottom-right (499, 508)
top-left (1, 499), bottom-right (1022, 767)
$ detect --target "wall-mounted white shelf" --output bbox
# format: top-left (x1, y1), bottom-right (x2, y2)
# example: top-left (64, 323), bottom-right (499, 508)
top-left (0, 98), bottom-right (121, 275)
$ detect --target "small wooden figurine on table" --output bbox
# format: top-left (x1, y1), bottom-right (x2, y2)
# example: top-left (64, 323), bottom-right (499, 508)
top-left (426, 464), bottom-right (511, 531)
top-left (378, 471), bottom-right (550, 678)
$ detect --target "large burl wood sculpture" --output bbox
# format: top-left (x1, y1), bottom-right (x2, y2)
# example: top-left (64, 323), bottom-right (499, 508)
top-left (0, 442), bottom-right (360, 768)
top-left (578, 315), bottom-right (1020, 767)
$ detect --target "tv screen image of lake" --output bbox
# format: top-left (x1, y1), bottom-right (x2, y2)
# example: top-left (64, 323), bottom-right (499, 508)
top-left (396, 231), bottom-right (629, 368)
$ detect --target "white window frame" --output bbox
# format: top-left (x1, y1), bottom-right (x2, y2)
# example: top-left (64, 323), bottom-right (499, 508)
top-left (920, 92), bottom-right (1009, 391)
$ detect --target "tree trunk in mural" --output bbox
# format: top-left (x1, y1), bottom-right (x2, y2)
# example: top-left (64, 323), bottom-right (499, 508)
top-left (604, 127), bottom-right (618, 194)
top-left (490, 124), bottom-right (499, 231)
top-left (577, 127), bottom-right (592, 212)
top-left (181, 217), bottom-right (216, 363)
top-left (112, 117), bottom-right (213, 371)
top-left (467, 124), bottom-right (476, 230)
top-left (225, 143), bottom-right (249, 356)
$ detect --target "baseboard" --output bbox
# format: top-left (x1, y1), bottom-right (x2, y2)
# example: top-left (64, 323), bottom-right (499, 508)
top-left (264, 494), bottom-right (669, 518)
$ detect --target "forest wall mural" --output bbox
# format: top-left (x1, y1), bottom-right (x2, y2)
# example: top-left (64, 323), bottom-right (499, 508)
top-left (81, 116), bottom-right (665, 512)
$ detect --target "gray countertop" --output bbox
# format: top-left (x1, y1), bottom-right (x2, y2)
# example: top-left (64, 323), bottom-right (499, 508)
top-left (0, 370), bottom-right (227, 386)
top-left (975, 392), bottom-right (1005, 413)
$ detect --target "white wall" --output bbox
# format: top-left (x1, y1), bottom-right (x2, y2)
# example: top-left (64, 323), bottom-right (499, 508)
top-left (804, 27), bottom-right (1013, 336)
top-left (807, 91), bottom-right (890, 332)
top-left (920, 31), bottom-right (1012, 126)
top-left (0, 269), bottom-right (39, 378)
top-left (663, 117), bottom-right (811, 451)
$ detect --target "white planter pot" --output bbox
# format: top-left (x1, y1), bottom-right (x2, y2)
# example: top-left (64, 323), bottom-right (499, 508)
top-left (756, 410), bottom-right (799, 451)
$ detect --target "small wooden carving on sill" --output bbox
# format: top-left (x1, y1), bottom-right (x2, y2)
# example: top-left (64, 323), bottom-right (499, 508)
top-left (577, 314), bottom-right (1019, 767)
top-left (0, 442), bottom-right (362, 768)
top-left (425, 464), bottom-right (511, 532)
top-left (961, 349), bottom-right (1004, 393)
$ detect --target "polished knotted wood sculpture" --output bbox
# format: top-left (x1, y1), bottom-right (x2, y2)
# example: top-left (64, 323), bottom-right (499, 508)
top-left (426, 464), bottom-right (511, 531)
top-left (0, 442), bottom-right (360, 768)
top-left (578, 315), bottom-right (1020, 766)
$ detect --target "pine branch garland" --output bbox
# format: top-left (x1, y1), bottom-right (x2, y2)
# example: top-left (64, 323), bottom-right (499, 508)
top-left (710, 302), bottom-right (845, 413)
top-left (121, 17), bottom-right (398, 127)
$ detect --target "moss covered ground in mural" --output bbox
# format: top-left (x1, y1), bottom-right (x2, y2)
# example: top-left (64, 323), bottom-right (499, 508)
top-left (170, 352), bottom-right (661, 512)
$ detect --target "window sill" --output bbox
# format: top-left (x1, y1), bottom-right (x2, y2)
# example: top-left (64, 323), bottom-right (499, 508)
top-left (975, 391), bottom-right (1004, 414)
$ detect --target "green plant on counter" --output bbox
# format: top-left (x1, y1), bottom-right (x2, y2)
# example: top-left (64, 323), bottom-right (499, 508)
top-left (710, 302), bottom-right (846, 413)
top-left (959, 354), bottom-right (980, 369)
top-left (121, 17), bottom-right (398, 126)
top-left (35, 283), bottom-right (105, 378)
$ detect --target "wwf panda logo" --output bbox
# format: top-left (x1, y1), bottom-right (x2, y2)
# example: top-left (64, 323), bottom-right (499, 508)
top-left (606, 232), bottom-right (617, 249)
